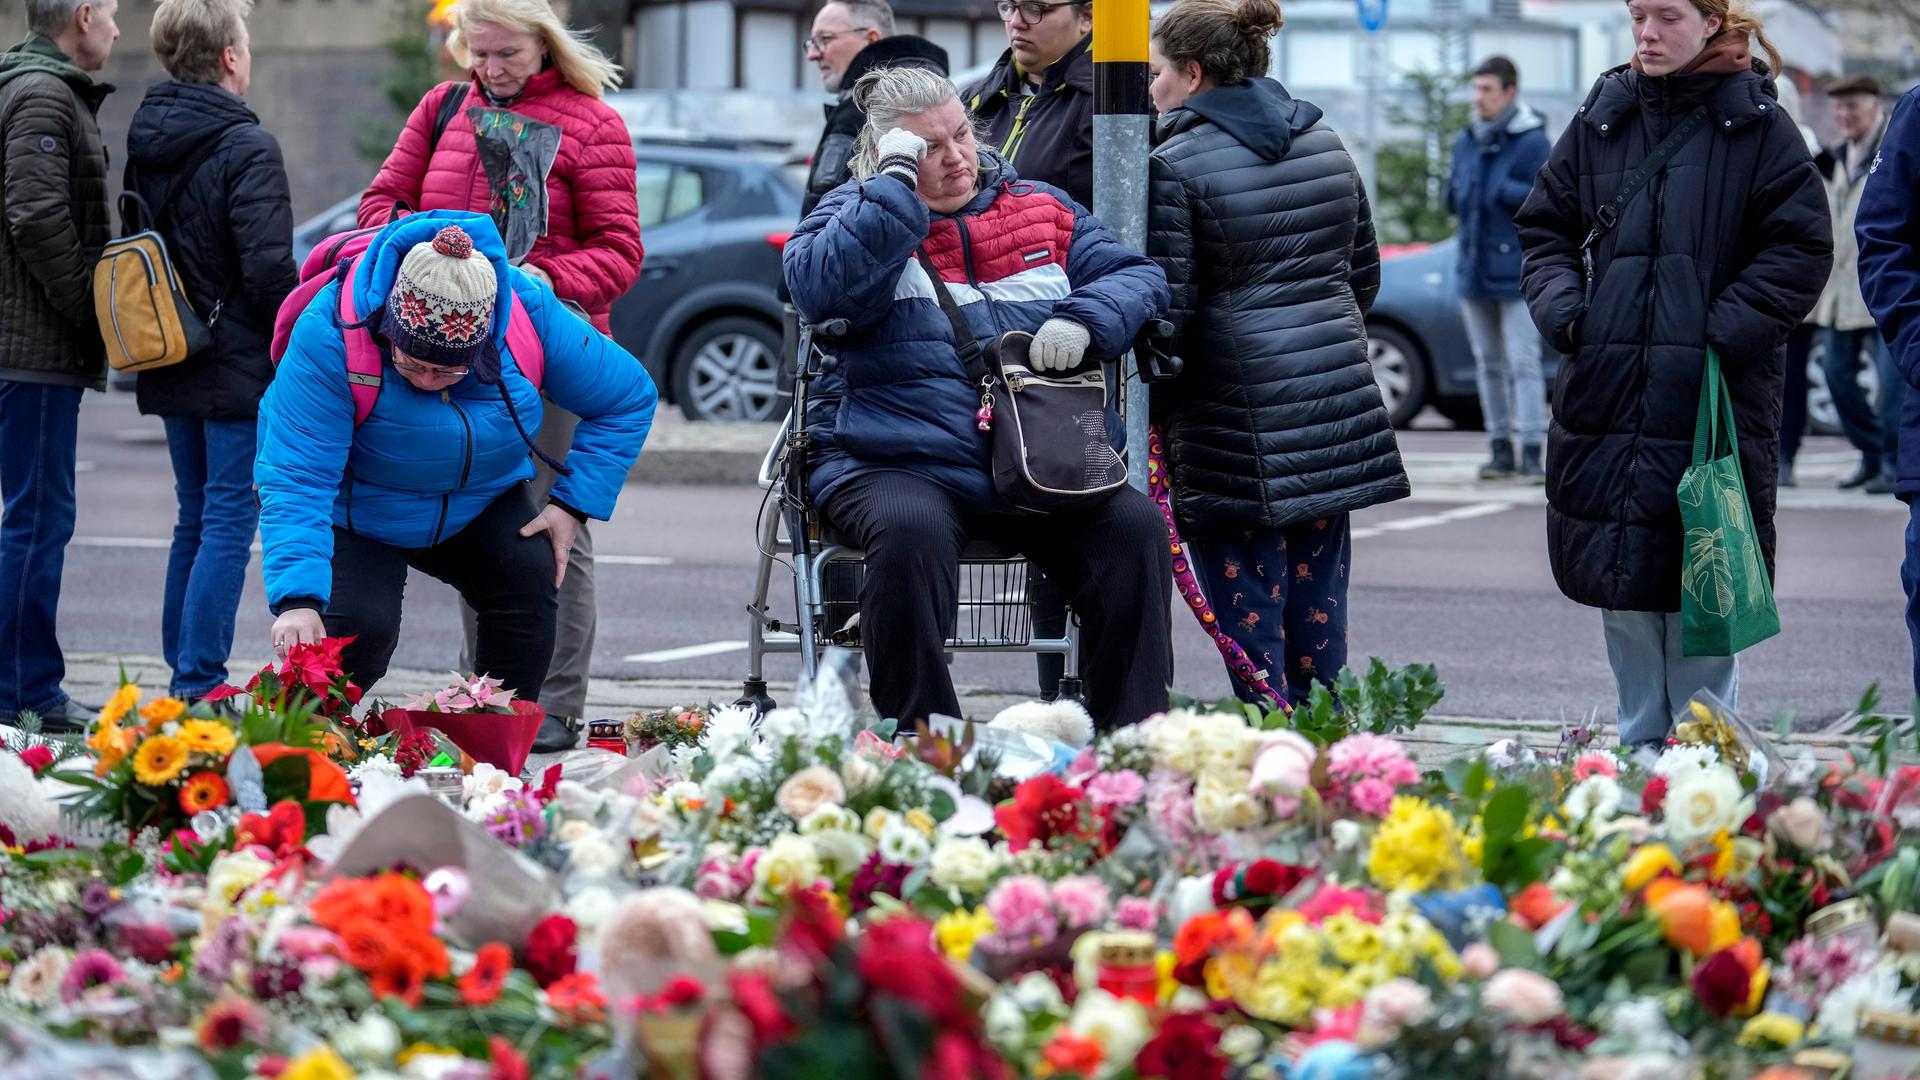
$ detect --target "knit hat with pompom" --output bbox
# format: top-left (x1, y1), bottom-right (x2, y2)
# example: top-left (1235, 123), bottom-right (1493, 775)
top-left (380, 225), bottom-right (498, 369)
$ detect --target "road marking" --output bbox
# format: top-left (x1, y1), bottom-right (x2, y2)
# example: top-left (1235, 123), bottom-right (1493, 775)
top-left (70, 536), bottom-right (673, 566)
top-left (623, 640), bottom-right (748, 663)
top-left (1352, 501), bottom-right (1511, 540)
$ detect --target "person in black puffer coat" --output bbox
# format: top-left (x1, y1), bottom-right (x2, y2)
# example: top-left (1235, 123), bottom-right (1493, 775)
top-left (1147, 0), bottom-right (1408, 706)
top-left (125, 0), bottom-right (297, 701)
top-left (1516, 0), bottom-right (1829, 749)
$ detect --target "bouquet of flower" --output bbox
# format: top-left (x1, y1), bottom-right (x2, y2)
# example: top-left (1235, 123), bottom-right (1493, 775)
top-left (623, 705), bottom-right (709, 753)
top-left (376, 673), bottom-right (546, 774)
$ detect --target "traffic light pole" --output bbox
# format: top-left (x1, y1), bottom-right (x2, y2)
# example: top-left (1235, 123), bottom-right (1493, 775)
top-left (1092, 0), bottom-right (1152, 492)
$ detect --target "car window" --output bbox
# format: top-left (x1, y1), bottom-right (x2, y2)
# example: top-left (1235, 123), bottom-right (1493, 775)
top-left (635, 161), bottom-right (707, 228)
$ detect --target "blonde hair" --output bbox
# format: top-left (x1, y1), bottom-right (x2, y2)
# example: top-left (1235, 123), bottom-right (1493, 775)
top-left (848, 65), bottom-right (980, 179)
top-left (1714, 2), bottom-right (1782, 77)
top-left (448, 0), bottom-right (622, 98)
top-left (151, 0), bottom-right (251, 84)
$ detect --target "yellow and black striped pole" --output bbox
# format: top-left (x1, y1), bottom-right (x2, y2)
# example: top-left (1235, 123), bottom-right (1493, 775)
top-left (1093, 0), bottom-right (1153, 490)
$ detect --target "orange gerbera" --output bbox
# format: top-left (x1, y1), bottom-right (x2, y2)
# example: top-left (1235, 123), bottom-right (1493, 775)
top-left (369, 949), bottom-right (429, 1008)
top-left (178, 771), bottom-right (230, 814)
top-left (545, 972), bottom-right (607, 1024)
top-left (1645, 878), bottom-right (1743, 957)
top-left (89, 716), bottom-right (138, 776)
top-left (140, 696), bottom-right (187, 731)
top-left (459, 942), bottom-right (512, 1006)
top-left (98, 683), bottom-right (141, 727)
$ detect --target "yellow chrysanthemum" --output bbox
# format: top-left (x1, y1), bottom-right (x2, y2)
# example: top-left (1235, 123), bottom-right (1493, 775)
top-left (138, 696), bottom-right (187, 731)
top-left (281, 1048), bottom-right (354, 1080)
top-left (397, 1044), bottom-right (460, 1067)
top-left (98, 683), bottom-right (141, 727)
top-left (132, 735), bottom-right (189, 786)
top-left (933, 907), bottom-right (995, 963)
top-left (176, 719), bottom-right (237, 757)
top-left (1366, 796), bottom-right (1469, 893)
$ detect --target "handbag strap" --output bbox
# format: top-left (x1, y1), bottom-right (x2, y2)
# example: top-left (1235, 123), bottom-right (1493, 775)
top-left (1583, 105), bottom-right (1711, 295)
top-left (914, 247), bottom-right (992, 386)
top-left (1692, 349), bottom-right (1741, 465)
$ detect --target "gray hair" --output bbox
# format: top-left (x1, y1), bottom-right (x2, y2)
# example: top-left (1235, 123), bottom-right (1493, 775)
top-left (26, 0), bottom-right (85, 35)
top-left (848, 65), bottom-right (977, 178)
top-left (827, 0), bottom-right (896, 38)
top-left (151, 0), bottom-right (251, 84)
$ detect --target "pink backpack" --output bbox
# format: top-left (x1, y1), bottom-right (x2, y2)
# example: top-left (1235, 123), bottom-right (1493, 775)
top-left (270, 222), bottom-right (545, 426)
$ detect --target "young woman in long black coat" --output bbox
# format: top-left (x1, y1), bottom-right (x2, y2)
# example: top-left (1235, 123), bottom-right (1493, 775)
top-left (1516, 0), bottom-right (1829, 749)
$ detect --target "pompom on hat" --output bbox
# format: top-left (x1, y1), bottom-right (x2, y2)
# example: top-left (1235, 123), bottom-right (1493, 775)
top-left (379, 225), bottom-right (498, 370)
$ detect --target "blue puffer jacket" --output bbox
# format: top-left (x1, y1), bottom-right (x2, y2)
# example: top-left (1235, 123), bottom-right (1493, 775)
top-left (256, 210), bottom-right (658, 611)
top-left (1446, 104), bottom-right (1550, 300)
top-left (1855, 84), bottom-right (1920, 500)
top-left (783, 153), bottom-right (1167, 508)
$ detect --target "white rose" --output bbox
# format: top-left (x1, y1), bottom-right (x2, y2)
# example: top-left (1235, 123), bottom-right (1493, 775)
top-left (930, 836), bottom-right (1001, 893)
top-left (704, 900), bottom-right (750, 935)
top-left (1068, 989), bottom-right (1151, 1065)
top-left (983, 994), bottom-right (1028, 1048)
top-left (878, 818), bottom-right (931, 867)
top-left (1563, 776), bottom-right (1623, 825)
top-left (799, 804), bottom-right (860, 835)
top-left (1331, 819), bottom-right (1366, 851)
top-left (333, 1012), bottom-right (401, 1064)
top-left (840, 754), bottom-right (882, 796)
top-left (205, 849), bottom-right (274, 913)
top-left (567, 834), bottom-right (624, 878)
top-left (863, 807), bottom-right (896, 841)
top-left (1012, 970), bottom-right (1067, 1014)
top-left (1193, 769), bottom-right (1260, 832)
top-left (462, 763), bottom-right (523, 804)
top-left (806, 828), bottom-right (874, 878)
top-left (753, 833), bottom-right (821, 898)
top-left (1662, 765), bottom-right (1752, 845)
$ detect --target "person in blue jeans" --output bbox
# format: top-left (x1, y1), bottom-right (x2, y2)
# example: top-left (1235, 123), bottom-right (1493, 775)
top-left (126, 0), bottom-right (297, 702)
top-left (1446, 55), bottom-right (1551, 483)
top-left (0, 3), bottom-right (120, 732)
top-left (1854, 82), bottom-right (1920, 706)
top-left (1813, 76), bottom-right (1898, 495)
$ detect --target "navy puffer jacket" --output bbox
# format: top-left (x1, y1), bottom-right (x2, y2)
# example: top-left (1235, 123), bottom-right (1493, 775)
top-left (783, 153), bottom-right (1168, 509)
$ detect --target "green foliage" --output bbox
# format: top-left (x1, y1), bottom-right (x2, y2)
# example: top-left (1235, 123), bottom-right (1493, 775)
top-left (357, 1), bottom-right (445, 167)
top-left (1847, 683), bottom-right (1920, 777)
top-left (1477, 783), bottom-right (1558, 891)
top-left (1374, 66), bottom-right (1471, 245)
top-left (1276, 658), bottom-right (1445, 746)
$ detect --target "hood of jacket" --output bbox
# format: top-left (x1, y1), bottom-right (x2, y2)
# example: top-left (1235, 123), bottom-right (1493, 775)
top-left (1158, 77), bottom-right (1321, 161)
top-left (127, 80), bottom-right (255, 172)
top-left (840, 34), bottom-right (949, 96)
top-left (0, 33), bottom-right (110, 107)
top-left (1581, 57), bottom-right (1779, 135)
top-left (1505, 101), bottom-right (1545, 134)
top-left (351, 209), bottom-right (517, 366)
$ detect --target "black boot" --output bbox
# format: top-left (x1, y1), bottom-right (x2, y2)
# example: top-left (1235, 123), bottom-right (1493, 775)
top-left (1840, 457), bottom-right (1882, 489)
top-left (1778, 460), bottom-right (1796, 488)
top-left (0, 698), bottom-right (97, 735)
top-left (1519, 443), bottom-right (1546, 484)
top-left (1478, 439), bottom-right (1516, 481)
top-left (531, 714), bottom-right (578, 754)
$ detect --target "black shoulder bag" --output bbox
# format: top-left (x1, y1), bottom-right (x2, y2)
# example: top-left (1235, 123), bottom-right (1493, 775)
top-left (914, 248), bottom-right (1127, 512)
top-left (1580, 104), bottom-right (1711, 304)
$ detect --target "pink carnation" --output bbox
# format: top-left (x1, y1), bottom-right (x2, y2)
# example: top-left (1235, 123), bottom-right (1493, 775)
top-left (1086, 769), bottom-right (1147, 809)
top-left (1572, 754), bottom-right (1619, 781)
top-left (1114, 896), bottom-right (1158, 931)
top-left (1347, 777), bottom-right (1398, 818)
top-left (695, 856), bottom-right (753, 901)
top-left (1050, 876), bottom-right (1112, 929)
top-left (1297, 884), bottom-right (1384, 925)
top-left (1326, 734), bottom-right (1417, 782)
top-left (984, 875), bottom-right (1058, 941)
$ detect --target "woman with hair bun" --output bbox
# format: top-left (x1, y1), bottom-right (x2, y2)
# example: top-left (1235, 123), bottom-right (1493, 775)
top-left (1516, 0), bottom-right (1830, 749)
top-left (1146, 0), bottom-right (1409, 706)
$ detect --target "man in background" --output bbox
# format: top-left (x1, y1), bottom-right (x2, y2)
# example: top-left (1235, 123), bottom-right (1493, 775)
top-left (801, 0), bottom-right (948, 220)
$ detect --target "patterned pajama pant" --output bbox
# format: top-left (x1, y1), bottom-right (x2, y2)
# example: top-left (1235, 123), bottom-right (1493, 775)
top-left (1188, 515), bottom-right (1352, 707)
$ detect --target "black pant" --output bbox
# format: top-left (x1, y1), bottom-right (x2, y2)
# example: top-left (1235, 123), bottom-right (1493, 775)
top-left (325, 484), bottom-right (558, 700)
top-left (1780, 323), bottom-right (1813, 466)
top-left (826, 470), bottom-right (1172, 729)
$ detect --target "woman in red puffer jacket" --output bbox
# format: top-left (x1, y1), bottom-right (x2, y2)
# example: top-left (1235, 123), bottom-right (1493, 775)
top-left (359, 0), bottom-right (641, 333)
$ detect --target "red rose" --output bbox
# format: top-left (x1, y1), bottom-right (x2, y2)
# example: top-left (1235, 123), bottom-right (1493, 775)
top-left (522, 914), bottom-right (578, 988)
top-left (17, 745), bottom-right (53, 774)
top-left (1641, 775), bottom-right (1668, 815)
top-left (782, 885), bottom-right (846, 962)
top-left (1245, 859), bottom-right (1309, 898)
top-left (1691, 942), bottom-right (1760, 1017)
top-left (727, 971), bottom-right (795, 1044)
top-left (996, 774), bottom-right (1094, 851)
top-left (1135, 1012), bottom-right (1226, 1080)
top-left (855, 917), bottom-right (968, 1027)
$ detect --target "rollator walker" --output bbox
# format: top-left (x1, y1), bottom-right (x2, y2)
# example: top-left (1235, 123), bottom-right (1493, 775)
top-left (735, 304), bottom-right (1180, 715)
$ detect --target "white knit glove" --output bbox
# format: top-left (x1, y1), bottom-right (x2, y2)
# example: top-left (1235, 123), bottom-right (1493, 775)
top-left (875, 127), bottom-right (928, 185)
top-left (1028, 318), bottom-right (1091, 372)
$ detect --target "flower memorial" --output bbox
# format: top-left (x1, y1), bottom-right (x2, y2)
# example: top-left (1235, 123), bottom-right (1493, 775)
top-left (4, 646), bottom-right (1920, 1079)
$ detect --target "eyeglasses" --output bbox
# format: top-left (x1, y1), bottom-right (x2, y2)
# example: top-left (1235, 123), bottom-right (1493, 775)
top-left (393, 354), bottom-right (470, 379)
top-left (803, 27), bottom-right (871, 52)
top-left (995, 1), bottom-right (1076, 22)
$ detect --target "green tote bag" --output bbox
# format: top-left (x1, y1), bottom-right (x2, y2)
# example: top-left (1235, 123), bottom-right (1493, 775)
top-left (1677, 350), bottom-right (1781, 656)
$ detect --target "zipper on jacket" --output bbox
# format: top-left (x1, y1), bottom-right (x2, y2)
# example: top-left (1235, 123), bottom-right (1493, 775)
top-left (1613, 154), bottom-right (1668, 594)
top-left (450, 397), bottom-right (474, 488)
top-left (954, 217), bottom-right (1001, 335)
top-left (1000, 94), bottom-right (1035, 164)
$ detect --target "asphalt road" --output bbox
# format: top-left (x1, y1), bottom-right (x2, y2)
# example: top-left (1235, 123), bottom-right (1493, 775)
top-left (58, 392), bottom-right (1914, 726)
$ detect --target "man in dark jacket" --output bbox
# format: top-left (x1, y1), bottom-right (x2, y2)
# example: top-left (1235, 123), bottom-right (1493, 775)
top-left (1855, 82), bottom-right (1920, 705)
top-left (1447, 55), bottom-right (1551, 483)
top-left (963, 0), bottom-right (1094, 206)
top-left (0, 0), bottom-right (119, 731)
top-left (801, 0), bottom-right (948, 219)
top-left (128, 0), bottom-right (296, 702)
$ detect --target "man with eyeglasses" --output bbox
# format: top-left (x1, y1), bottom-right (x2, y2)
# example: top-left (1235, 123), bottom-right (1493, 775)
top-left (800, 0), bottom-right (948, 219)
top-left (962, 0), bottom-right (1095, 206)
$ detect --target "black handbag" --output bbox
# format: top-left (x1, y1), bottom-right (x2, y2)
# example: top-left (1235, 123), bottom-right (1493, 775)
top-left (915, 249), bottom-right (1127, 512)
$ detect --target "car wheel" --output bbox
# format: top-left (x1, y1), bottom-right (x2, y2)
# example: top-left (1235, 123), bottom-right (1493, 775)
top-left (671, 316), bottom-right (784, 422)
top-left (1366, 323), bottom-right (1428, 429)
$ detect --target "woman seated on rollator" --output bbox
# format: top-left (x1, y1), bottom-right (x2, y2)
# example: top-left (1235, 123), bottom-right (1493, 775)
top-left (257, 211), bottom-right (656, 746)
top-left (782, 65), bottom-right (1174, 730)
